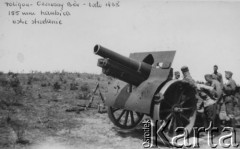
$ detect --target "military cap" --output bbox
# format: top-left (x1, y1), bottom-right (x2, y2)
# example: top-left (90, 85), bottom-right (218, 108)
top-left (225, 71), bottom-right (233, 76)
top-left (181, 66), bottom-right (189, 73)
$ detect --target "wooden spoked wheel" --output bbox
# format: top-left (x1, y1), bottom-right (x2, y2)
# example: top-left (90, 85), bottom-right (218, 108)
top-left (108, 106), bottom-right (144, 129)
top-left (153, 80), bottom-right (197, 141)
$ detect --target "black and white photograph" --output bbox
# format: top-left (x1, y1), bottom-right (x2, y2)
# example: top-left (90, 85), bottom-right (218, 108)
top-left (0, 0), bottom-right (240, 148)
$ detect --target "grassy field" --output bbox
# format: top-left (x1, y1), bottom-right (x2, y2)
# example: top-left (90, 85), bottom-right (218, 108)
top-left (0, 71), bottom-right (240, 149)
top-left (0, 71), bottom-right (112, 149)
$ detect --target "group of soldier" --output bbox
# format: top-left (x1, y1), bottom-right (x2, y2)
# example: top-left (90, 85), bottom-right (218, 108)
top-left (174, 65), bottom-right (238, 128)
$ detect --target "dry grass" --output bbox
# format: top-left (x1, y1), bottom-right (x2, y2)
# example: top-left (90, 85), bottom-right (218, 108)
top-left (0, 72), bottom-right (109, 148)
top-left (0, 72), bottom-right (239, 149)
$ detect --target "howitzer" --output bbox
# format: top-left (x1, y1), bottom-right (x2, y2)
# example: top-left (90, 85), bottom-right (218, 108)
top-left (94, 45), bottom-right (197, 141)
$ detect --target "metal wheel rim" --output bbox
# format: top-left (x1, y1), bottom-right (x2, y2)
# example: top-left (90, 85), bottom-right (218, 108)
top-left (108, 106), bottom-right (144, 129)
top-left (153, 80), bottom-right (197, 141)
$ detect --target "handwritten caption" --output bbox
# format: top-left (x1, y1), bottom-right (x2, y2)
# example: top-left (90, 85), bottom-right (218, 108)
top-left (4, 1), bottom-right (120, 25)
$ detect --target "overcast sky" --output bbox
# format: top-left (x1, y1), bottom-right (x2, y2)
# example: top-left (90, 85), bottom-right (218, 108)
top-left (0, 0), bottom-right (240, 83)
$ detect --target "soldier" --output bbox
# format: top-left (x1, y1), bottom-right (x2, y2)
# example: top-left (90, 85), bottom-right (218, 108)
top-left (212, 65), bottom-right (223, 87)
top-left (174, 71), bottom-right (180, 80)
top-left (233, 87), bottom-right (240, 126)
top-left (223, 71), bottom-right (237, 127)
top-left (235, 87), bottom-right (240, 107)
top-left (207, 74), bottom-right (223, 103)
top-left (203, 74), bottom-right (223, 127)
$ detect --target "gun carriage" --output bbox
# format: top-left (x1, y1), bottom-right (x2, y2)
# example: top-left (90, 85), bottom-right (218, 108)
top-left (94, 45), bottom-right (197, 139)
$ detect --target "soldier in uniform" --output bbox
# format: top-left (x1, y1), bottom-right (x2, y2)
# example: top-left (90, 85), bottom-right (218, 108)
top-left (208, 74), bottom-right (223, 103)
top-left (202, 74), bottom-right (223, 127)
top-left (174, 71), bottom-right (180, 80)
top-left (223, 71), bottom-right (237, 127)
top-left (212, 65), bottom-right (223, 87)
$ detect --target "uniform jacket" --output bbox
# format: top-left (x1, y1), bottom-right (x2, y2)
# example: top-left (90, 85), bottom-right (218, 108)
top-left (211, 80), bottom-right (223, 103)
top-left (224, 78), bottom-right (237, 103)
top-left (212, 72), bottom-right (223, 87)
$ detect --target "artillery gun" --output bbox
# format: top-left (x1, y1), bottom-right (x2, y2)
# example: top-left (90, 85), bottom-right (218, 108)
top-left (94, 45), bottom-right (197, 140)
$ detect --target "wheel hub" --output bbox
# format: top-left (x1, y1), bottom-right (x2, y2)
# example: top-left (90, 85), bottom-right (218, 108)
top-left (172, 105), bottom-right (183, 113)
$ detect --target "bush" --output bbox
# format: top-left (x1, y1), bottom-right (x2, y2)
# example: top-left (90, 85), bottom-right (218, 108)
top-left (27, 75), bottom-right (33, 85)
top-left (80, 83), bottom-right (90, 92)
top-left (87, 75), bottom-right (93, 80)
top-left (97, 77), bottom-right (101, 81)
top-left (32, 76), bottom-right (41, 82)
top-left (8, 72), bottom-right (14, 76)
top-left (0, 76), bottom-right (9, 87)
top-left (77, 92), bottom-right (89, 99)
top-left (10, 78), bottom-right (20, 88)
top-left (41, 83), bottom-right (47, 87)
top-left (62, 79), bottom-right (67, 84)
top-left (53, 82), bottom-right (61, 91)
top-left (70, 83), bottom-right (78, 90)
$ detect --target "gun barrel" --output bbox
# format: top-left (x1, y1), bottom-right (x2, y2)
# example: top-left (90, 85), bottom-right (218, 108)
top-left (94, 45), bottom-right (151, 77)
top-left (98, 58), bottom-right (146, 86)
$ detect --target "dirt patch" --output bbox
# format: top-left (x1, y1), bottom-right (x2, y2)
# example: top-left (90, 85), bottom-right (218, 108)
top-left (0, 72), bottom-right (240, 149)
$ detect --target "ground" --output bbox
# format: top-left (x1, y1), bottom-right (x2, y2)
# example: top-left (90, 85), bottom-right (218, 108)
top-left (0, 72), bottom-right (239, 149)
